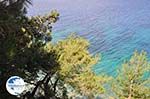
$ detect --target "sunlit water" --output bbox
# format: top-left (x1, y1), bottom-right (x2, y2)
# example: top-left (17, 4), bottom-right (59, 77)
top-left (28, 0), bottom-right (150, 76)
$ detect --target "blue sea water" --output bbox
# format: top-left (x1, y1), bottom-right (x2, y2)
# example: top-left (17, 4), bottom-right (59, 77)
top-left (28, 0), bottom-right (150, 75)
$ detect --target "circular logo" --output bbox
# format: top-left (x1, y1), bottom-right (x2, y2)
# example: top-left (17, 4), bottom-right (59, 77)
top-left (6, 76), bottom-right (25, 96)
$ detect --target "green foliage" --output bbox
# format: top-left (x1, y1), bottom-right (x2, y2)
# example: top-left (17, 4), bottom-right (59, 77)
top-left (0, 0), bottom-right (60, 98)
top-left (0, 8), bottom-right (59, 75)
top-left (50, 34), bottom-right (110, 97)
top-left (112, 51), bottom-right (150, 99)
top-left (27, 10), bottom-right (59, 43)
top-left (55, 34), bottom-right (94, 76)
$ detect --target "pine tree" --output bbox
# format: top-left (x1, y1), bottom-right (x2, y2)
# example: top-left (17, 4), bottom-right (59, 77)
top-left (112, 51), bottom-right (150, 99)
top-left (51, 34), bottom-right (110, 98)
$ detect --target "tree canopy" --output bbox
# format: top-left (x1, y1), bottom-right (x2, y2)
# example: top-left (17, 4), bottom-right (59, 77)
top-left (111, 51), bottom-right (150, 99)
top-left (1, 0), bottom-right (150, 99)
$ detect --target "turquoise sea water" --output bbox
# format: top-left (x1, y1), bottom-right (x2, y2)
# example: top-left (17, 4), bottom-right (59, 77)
top-left (28, 0), bottom-right (150, 75)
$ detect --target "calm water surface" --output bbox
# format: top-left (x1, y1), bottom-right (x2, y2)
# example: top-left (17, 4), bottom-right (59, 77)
top-left (28, 0), bottom-right (150, 75)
